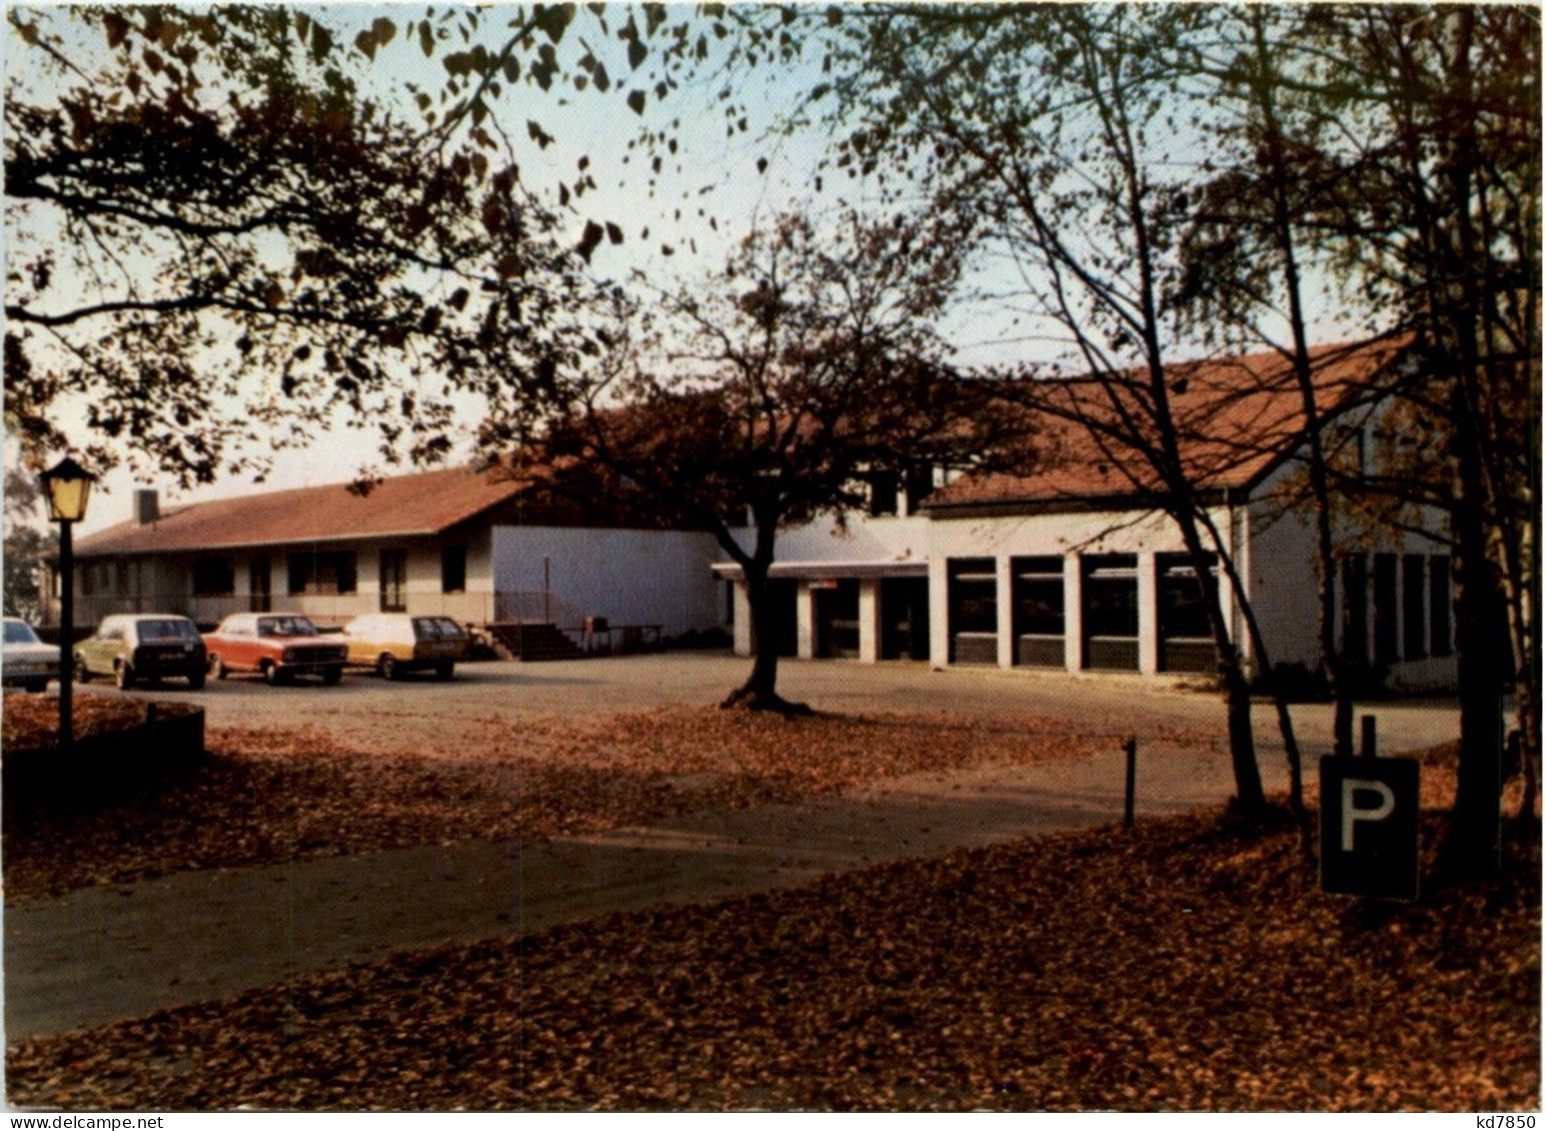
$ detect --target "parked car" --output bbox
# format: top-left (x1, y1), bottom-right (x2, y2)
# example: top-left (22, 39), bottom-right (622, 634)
top-left (2, 617), bottom-right (58, 693)
top-left (341, 613), bottom-right (469, 680)
top-left (74, 613), bottom-right (206, 690)
top-left (203, 612), bottom-right (349, 686)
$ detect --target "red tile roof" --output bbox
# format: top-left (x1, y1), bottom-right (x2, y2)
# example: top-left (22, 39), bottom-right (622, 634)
top-left (76, 464), bottom-right (528, 557)
top-left (928, 338), bottom-right (1408, 510)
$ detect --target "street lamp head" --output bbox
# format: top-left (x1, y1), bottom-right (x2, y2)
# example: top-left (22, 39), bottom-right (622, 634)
top-left (39, 456), bottom-right (95, 523)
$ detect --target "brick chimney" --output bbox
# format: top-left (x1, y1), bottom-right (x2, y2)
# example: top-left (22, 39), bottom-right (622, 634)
top-left (133, 488), bottom-right (159, 525)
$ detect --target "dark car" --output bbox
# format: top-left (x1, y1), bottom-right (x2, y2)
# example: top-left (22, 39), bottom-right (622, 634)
top-left (74, 614), bottom-right (207, 690)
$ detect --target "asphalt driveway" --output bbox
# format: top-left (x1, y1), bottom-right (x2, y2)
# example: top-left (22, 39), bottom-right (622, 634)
top-left (80, 650), bottom-right (1457, 766)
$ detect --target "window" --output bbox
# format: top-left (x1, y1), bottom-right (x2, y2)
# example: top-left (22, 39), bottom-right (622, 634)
top-left (949, 559), bottom-right (998, 634)
top-left (1083, 555), bottom-right (1139, 671)
top-left (192, 557), bottom-right (235, 597)
top-left (441, 546), bottom-right (467, 594)
top-left (1083, 556), bottom-right (1139, 639)
top-left (1012, 557), bottom-right (1064, 636)
top-left (380, 549), bottom-right (407, 611)
top-left (866, 470), bottom-right (899, 517)
top-left (288, 551), bottom-right (358, 596)
top-left (81, 560), bottom-right (116, 596)
top-left (1373, 553), bottom-right (1398, 666)
top-left (1013, 556), bottom-right (1064, 668)
top-left (1402, 554), bottom-right (1426, 660)
top-left (1158, 554), bottom-right (1217, 641)
top-left (1429, 555), bottom-right (1453, 658)
top-left (905, 463), bottom-right (936, 509)
top-left (948, 558), bottom-right (998, 665)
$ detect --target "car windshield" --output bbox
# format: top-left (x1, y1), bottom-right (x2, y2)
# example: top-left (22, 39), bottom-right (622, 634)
top-left (258, 616), bottom-right (318, 637)
top-left (4, 621), bottom-right (40, 645)
top-left (139, 619), bottom-right (199, 641)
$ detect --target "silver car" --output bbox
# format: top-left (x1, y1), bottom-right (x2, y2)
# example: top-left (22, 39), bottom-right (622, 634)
top-left (3, 617), bottom-right (59, 693)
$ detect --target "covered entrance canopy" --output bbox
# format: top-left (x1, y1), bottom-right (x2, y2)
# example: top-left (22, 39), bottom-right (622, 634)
top-left (712, 559), bottom-right (930, 663)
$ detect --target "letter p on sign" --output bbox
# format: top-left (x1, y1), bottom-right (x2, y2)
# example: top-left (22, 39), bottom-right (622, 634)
top-left (1341, 778), bottom-right (1395, 851)
top-left (1320, 756), bottom-right (1420, 900)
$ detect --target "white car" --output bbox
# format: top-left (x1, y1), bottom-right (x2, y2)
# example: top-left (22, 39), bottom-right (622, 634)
top-left (3, 617), bottom-right (59, 693)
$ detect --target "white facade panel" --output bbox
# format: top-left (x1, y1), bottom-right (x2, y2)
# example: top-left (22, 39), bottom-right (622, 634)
top-left (492, 526), bottom-right (723, 637)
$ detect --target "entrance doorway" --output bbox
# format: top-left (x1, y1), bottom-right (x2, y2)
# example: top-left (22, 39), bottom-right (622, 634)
top-left (248, 558), bottom-right (271, 612)
top-left (814, 579), bottom-right (860, 658)
top-left (880, 577), bottom-right (930, 660)
top-left (379, 549), bottom-right (408, 612)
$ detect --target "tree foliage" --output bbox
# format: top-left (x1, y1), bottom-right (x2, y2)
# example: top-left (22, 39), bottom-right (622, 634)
top-left (5, 5), bottom-right (600, 486)
top-left (522, 207), bottom-right (1030, 709)
top-left (2, 466), bottom-right (55, 622)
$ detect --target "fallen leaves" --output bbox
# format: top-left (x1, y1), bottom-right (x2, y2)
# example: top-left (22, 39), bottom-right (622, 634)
top-left (5, 804), bottom-right (1536, 1111)
top-left (3, 697), bottom-right (1111, 900)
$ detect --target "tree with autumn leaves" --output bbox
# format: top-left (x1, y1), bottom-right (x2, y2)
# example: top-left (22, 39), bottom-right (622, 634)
top-left (519, 208), bottom-right (1030, 711)
top-left (5, 6), bottom-right (600, 486)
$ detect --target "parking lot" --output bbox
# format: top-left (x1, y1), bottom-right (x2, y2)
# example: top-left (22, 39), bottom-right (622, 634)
top-left (56, 650), bottom-right (1460, 772)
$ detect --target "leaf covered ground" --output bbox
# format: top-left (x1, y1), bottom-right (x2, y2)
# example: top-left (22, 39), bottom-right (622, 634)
top-left (7, 804), bottom-right (1537, 1112)
top-left (2, 693), bottom-right (1125, 899)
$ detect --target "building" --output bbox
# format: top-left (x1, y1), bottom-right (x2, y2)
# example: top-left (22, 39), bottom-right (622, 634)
top-left (51, 464), bottom-right (724, 645)
top-left (715, 339), bottom-right (1458, 691)
top-left (51, 338), bottom-right (1458, 689)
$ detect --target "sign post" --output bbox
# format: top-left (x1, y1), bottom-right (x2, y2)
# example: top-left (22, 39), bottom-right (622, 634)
top-left (1320, 714), bottom-right (1421, 901)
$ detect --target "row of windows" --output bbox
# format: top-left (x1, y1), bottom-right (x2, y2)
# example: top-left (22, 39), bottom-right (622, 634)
top-left (946, 553), bottom-right (1220, 671)
top-left (947, 550), bottom-right (1454, 672)
top-left (82, 547), bottom-right (471, 600)
top-left (1344, 552), bottom-right (1451, 665)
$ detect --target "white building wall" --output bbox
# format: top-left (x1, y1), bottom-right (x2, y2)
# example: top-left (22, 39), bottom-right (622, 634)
top-left (729, 513), bottom-right (930, 567)
top-left (1242, 495), bottom-right (1321, 673)
top-left (492, 526), bottom-right (722, 637)
top-left (1248, 454), bottom-right (1457, 691)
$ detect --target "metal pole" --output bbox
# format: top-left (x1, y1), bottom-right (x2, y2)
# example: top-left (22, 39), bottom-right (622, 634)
top-left (1123, 736), bottom-right (1138, 828)
top-left (58, 518), bottom-right (74, 752)
top-left (543, 556), bottom-right (551, 624)
top-left (1360, 714), bottom-right (1377, 759)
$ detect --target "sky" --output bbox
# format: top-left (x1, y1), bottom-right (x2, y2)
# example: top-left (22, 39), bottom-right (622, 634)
top-left (11, 3), bottom-right (896, 534)
top-left (8, 3), bottom-right (1360, 537)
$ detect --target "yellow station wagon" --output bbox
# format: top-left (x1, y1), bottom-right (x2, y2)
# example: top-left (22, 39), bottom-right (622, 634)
top-left (340, 614), bottom-right (469, 680)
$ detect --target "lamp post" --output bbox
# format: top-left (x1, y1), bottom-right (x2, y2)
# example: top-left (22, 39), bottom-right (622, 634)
top-left (40, 457), bottom-right (95, 751)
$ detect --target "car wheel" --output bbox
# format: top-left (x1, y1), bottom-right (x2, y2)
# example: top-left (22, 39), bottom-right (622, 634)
top-left (377, 653), bottom-right (398, 680)
top-left (26, 679), bottom-right (47, 694)
top-left (209, 655), bottom-right (226, 680)
top-left (187, 669), bottom-right (206, 691)
top-left (322, 667), bottom-right (343, 686)
top-left (73, 655), bottom-right (90, 684)
top-left (262, 662), bottom-right (285, 687)
top-left (115, 662), bottom-right (136, 691)
top-left (434, 662), bottom-right (455, 681)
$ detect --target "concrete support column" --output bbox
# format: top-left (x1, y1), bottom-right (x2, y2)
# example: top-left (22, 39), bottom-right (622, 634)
top-left (795, 581), bottom-right (815, 660)
top-left (732, 580), bottom-right (752, 657)
top-left (996, 555), bottom-right (1015, 669)
top-left (929, 561), bottom-right (949, 670)
top-left (858, 578), bottom-right (881, 664)
top-left (1138, 550), bottom-right (1160, 675)
top-left (1063, 552), bottom-right (1083, 673)
top-left (1228, 503), bottom-right (1250, 668)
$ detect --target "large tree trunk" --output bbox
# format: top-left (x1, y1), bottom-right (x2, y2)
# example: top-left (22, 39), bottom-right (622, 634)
top-left (1445, 446), bottom-right (1505, 875)
top-left (720, 563), bottom-right (811, 715)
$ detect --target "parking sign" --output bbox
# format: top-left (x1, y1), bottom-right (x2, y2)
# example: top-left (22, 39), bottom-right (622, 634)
top-left (1320, 755), bottom-right (1420, 901)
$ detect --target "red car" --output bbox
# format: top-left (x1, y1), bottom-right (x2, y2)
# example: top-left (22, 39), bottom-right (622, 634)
top-left (203, 613), bottom-right (348, 686)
